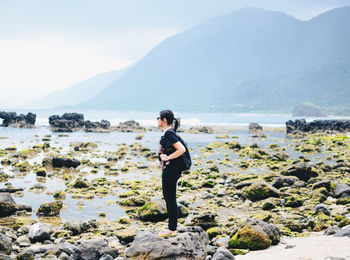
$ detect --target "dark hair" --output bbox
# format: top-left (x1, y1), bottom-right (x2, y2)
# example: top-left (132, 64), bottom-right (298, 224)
top-left (159, 110), bottom-right (180, 132)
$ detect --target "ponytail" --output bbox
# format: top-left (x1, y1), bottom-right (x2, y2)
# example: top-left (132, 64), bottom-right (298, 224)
top-left (159, 110), bottom-right (180, 131)
top-left (173, 117), bottom-right (180, 132)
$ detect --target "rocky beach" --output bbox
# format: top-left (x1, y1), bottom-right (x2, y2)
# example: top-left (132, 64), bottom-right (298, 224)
top-left (0, 117), bottom-right (350, 259)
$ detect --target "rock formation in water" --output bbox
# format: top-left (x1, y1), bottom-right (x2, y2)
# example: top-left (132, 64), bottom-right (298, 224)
top-left (286, 119), bottom-right (350, 135)
top-left (0, 111), bottom-right (36, 128)
top-left (48, 113), bottom-right (111, 132)
top-left (249, 122), bottom-right (266, 138)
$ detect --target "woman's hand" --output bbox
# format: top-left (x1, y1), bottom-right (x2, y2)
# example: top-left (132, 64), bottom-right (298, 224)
top-left (160, 153), bottom-right (169, 161)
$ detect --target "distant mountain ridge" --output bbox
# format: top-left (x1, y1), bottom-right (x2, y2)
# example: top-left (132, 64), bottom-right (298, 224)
top-left (26, 68), bottom-right (127, 109)
top-left (77, 6), bottom-right (350, 113)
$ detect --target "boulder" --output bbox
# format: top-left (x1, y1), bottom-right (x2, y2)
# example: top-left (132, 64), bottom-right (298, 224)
top-left (314, 204), bottom-right (331, 216)
top-left (268, 151), bottom-right (289, 161)
top-left (0, 111), bottom-right (36, 128)
top-left (72, 239), bottom-right (118, 260)
top-left (185, 212), bottom-right (218, 230)
top-left (229, 219), bottom-right (280, 251)
top-left (63, 220), bottom-right (89, 235)
top-left (84, 120), bottom-right (111, 132)
top-left (249, 123), bottom-right (266, 138)
top-left (28, 223), bottom-right (53, 243)
top-left (52, 157), bottom-right (80, 168)
top-left (282, 164), bottom-right (318, 182)
top-left (138, 197), bottom-right (167, 222)
top-left (335, 183), bottom-right (350, 198)
top-left (271, 176), bottom-right (298, 189)
top-left (0, 193), bottom-right (16, 217)
top-left (125, 226), bottom-right (209, 260)
top-left (36, 201), bottom-right (63, 217)
top-left (56, 241), bottom-right (78, 256)
top-left (312, 180), bottom-right (331, 191)
top-left (243, 181), bottom-right (280, 201)
top-left (0, 234), bottom-right (12, 255)
top-left (334, 225), bottom-right (350, 237)
top-left (211, 247), bottom-right (235, 260)
top-left (49, 113), bottom-right (85, 132)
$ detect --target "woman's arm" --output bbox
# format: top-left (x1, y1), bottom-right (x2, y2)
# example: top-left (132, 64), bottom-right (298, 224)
top-left (160, 141), bottom-right (186, 161)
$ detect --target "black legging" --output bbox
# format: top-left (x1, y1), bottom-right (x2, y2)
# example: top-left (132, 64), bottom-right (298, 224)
top-left (162, 164), bottom-right (182, 231)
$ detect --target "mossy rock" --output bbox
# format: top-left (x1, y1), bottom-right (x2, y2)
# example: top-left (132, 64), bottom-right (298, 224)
top-left (14, 161), bottom-right (31, 172)
top-left (53, 190), bottom-right (66, 200)
top-left (115, 229), bottom-right (136, 243)
top-left (0, 158), bottom-right (11, 165)
top-left (119, 196), bottom-right (146, 207)
top-left (118, 217), bottom-right (131, 224)
top-left (338, 218), bottom-right (350, 227)
top-left (19, 149), bottom-right (37, 158)
top-left (138, 198), bottom-right (167, 222)
top-left (206, 227), bottom-right (222, 239)
top-left (35, 167), bottom-right (47, 177)
top-left (5, 146), bottom-right (17, 151)
top-left (336, 198), bottom-right (350, 205)
top-left (226, 141), bottom-right (241, 150)
top-left (202, 180), bottom-right (216, 188)
top-left (135, 134), bottom-right (144, 140)
top-left (244, 181), bottom-right (280, 202)
top-left (72, 178), bottom-right (89, 188)
top-left (229, 226), bottom-right (271, 250)
top-left (284, 195), bottom-right (304, 208)
top-left (229, 248), bottom-right (249, 255)
top-left (118, 190), bottom-right (140, 198)
top-left (14, 217), bottom-right (36, 229)
top-left (37, 201), bottom-right (63, 217)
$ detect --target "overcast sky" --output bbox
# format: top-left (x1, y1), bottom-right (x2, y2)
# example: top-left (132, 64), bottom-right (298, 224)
top-left (1, 0), bottom-right (350, 108)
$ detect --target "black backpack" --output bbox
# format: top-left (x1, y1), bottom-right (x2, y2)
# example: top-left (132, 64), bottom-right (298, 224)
top-left (168, 129), bottom-right (192, 171)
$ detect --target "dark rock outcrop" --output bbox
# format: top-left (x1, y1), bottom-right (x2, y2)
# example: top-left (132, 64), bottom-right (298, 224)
top-left (125, 226), bottom-right (209, 260)
top-left (84, 120), bottom-right (111, 132)
top-left (52, 157), bottom-right (81, 168)
top-left (49, 113), bottom-right (112, 132)
top-left (286, 119), bottom-right (350, 135)
top-left (0, 111), bottom-right (36, 128)
top-left (49, 113), bottom-right (85, 132)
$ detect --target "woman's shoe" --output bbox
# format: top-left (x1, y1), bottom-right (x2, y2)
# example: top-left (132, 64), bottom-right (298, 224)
top-left (158, 228), bottom-right (177, 237)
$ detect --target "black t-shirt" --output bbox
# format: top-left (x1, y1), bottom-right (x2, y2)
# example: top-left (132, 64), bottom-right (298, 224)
top-left (160, 129), bottom-right (182, 165)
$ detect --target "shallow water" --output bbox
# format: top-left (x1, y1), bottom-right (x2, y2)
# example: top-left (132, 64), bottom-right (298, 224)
top-left (0, 125), bottom-right (293, 223)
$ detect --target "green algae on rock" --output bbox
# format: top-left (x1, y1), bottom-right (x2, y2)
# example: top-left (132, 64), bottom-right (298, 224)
top-left (36, 201), bottom-right (63, 217)
top-left (244, 181), bottom-right (280, 202)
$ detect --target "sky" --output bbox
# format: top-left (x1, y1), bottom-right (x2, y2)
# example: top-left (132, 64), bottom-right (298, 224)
top-left (1, 0), bottom-right (350, 108)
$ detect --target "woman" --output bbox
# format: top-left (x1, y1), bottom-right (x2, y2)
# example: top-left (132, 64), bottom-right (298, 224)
top-left (157, 110), bottom-right (186, 237)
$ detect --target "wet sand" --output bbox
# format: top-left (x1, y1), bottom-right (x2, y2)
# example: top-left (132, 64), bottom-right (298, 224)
top-left (236, 233), bottom-right (350, 260)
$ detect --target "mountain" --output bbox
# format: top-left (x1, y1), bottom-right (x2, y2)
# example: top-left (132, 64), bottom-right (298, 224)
top-left (78, 7), bottom-right (350, 113)
top-left (26, 68), bottom-right (127, 109)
